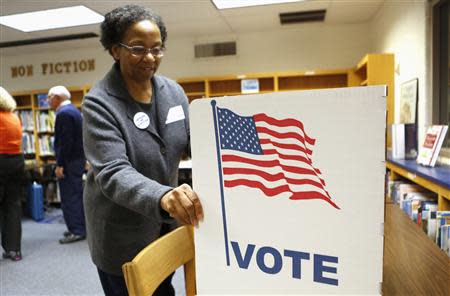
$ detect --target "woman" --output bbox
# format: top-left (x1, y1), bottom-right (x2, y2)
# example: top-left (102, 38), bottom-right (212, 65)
top-left (0, 86), bottom-right (24, 261)
top-left (82, 5), bottom-right (203, 295)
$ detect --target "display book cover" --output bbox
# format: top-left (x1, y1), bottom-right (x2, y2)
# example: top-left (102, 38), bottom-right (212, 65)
top-left (416, 125), bottom-right (449, 167)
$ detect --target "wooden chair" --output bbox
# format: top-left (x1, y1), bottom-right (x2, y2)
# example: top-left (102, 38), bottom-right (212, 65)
top-left (122, 225), bottom-right (196, 296)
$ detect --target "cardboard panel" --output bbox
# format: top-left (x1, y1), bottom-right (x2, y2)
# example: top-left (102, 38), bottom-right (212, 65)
top-left (191, 86), bottom-right (386, 295)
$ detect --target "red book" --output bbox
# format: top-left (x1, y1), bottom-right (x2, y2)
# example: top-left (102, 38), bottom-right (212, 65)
top-left (417, 125), bottom-right (448, 167)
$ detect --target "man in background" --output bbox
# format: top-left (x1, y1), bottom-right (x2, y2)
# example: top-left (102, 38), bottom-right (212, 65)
top-left (48, 86), bottom-right (86, 244)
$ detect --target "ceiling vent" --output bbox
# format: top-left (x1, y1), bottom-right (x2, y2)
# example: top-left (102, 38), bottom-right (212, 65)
top-left (279, 9), bottom-right (326, 25)
top-left (0, 32), bottom-right (98, 48)
top-left (195, 41), bottom-right (236, 58)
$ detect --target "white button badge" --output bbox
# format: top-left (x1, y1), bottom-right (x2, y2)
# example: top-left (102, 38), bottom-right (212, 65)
top-left (133, 112), bottom-right (150, 129)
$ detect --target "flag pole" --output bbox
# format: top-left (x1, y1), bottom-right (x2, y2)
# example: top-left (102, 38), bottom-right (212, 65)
top-left (211, 100), bottom-right (230, 266)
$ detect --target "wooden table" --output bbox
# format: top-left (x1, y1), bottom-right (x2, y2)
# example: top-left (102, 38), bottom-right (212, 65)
top-left (383, 202), bottom-right (450, 295)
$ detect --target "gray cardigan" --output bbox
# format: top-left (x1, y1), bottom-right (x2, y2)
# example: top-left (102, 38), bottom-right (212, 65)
top-left (82, 64), bottom-right (189, 275)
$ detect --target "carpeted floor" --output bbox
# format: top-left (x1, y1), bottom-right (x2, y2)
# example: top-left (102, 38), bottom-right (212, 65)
top-left (0, 208), bottom-right (185, 295)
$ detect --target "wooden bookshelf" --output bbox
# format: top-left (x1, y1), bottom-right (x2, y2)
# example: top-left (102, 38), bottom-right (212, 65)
top-left (11, 86), bottom-right (89, 166)
top-left (386, 158), bottom-right (450, 211)
top-left (12, 53), bottom-right (395, 164)
top-left (178, 54), bottom-right (393, 118)
top-left (178, 69), bottom-right (349, 100)
top-left (348, 54), bottom-right (395, 146)
top-left (383, 202), bottom-right (450, 295)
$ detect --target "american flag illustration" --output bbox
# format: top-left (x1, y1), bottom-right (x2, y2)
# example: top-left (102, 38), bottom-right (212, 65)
top-left (216, 106), bottom-right (340, 209)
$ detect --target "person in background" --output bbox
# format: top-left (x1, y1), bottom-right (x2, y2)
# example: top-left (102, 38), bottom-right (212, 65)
top-left (0, 86), bottom-right (25, 261)
top-left (82, 5), bottom-right (203, 296)
top-left (48, 86), bottom-right (86, 244)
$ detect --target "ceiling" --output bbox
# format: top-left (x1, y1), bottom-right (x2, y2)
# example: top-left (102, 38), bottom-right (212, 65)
top-left (0, 0), bottom-right (384, 55)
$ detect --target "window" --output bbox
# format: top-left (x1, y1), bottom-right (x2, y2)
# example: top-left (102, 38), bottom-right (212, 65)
top-left (432, 0), bottom-right (449, 148)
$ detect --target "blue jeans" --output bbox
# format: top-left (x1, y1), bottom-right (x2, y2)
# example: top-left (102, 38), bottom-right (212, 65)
top-left (97, 268), bottom-right (175, 296)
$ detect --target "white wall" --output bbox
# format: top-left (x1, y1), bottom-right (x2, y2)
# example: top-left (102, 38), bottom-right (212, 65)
top-left (0, 23), bottom-right (370, 92)
top-left (162, 24), bottom-right (370, 78)
top-left (369, 0), bottom-right (429, 144)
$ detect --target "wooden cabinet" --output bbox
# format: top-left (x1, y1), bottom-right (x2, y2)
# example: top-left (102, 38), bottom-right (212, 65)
top-left (12, 86), bottom-right (89, 166)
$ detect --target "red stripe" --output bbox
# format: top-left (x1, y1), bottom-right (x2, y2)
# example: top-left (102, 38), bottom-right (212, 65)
top-left (224, 179), bottom-right (291, 197)
top-left (262, 145), bottom-right (324, 184)
top-left (223, 167), bottom-right (326, 189)
top-left (222, 154), bottom-right (317, 175)
top-left (290, 191), bottom-right (340, 209)
top-left (254, 113), bottom-right (315, 145)
top-left (256, 126), bottom-right (310, 148)
top-left (263, 149), bottom-right (311, 164)
top-left (259, 138), bottom-right (312, 156)
top-left (227, 150), bottom-right (326, 186)
top-left (224, 179), bottom-right (339, 209)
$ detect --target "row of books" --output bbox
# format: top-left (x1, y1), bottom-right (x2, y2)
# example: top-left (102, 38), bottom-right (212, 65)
top-left (388, 179), bottom-right (450, 256)
top-left (14, 110), bottom-right (56, 133)
top-left (39, 135), bottom-right (55, 156)
top-left (15, 110), bottom-right (34, 132)
top-left (22, 133), bottom-right (35, 154)
top-left (36, 111), bottom-right (55, 133)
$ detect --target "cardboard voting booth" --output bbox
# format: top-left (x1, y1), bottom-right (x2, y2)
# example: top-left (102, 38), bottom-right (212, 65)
top-left (190, 86), bottom-right (386, 295)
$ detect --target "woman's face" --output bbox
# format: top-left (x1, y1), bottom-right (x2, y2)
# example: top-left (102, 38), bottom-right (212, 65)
top-left (112, 20), bottom-right (163, 83)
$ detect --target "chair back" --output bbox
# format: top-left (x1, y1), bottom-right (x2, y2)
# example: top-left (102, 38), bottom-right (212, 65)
top-left (122, 225), bottom-right (196, 296)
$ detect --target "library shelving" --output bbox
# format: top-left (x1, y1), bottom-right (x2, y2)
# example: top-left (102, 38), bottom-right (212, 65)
top-left (12, 53), bottom-right (394, 165)
top-left (177, 69), bottom-right (350, 103)
top-left (12, 86), bottom-right (90, 166)
top-left (348, 53), bottom-right (395, 146)
top-left (386, 155), bottom-right (450, 211)
top-left (177, 54), bottom-right (395, 136)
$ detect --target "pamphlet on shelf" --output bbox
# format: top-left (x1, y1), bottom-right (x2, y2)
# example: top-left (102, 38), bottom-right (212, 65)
top-left (417, 125), bottom-right (448, 167)
top-left (240, 78), bottom-right (259, 94)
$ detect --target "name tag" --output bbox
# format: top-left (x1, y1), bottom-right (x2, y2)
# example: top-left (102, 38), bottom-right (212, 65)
top-left (165, 105), bottom-right (185, 124)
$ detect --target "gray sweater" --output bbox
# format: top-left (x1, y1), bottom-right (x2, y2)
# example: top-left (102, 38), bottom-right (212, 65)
top-left (82, 64), bottom-right (190, 275)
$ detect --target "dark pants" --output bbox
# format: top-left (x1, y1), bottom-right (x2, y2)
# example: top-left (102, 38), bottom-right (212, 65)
top-left (97, 268), bottom-right (175, 296)
top-left (0, 154), bottom-right (25, 253)
top-left (58, 159), bottom-right (86, 236)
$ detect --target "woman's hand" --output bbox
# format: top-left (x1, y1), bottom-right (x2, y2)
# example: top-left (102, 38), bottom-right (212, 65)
top-left (160, 184), bottom-right (204, 226)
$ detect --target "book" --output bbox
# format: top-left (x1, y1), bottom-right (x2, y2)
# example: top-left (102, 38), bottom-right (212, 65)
top-left (435, 211), bottom-right (450, 246)
top-left (439, 225), bottom-right (450, 255)
top-left (391, 124), bottom-right (405, 159)
top-left (392, 182), bottom-right (427, 206)
top-left (417, 125), bottom-right (448, 167)
top-left (418, 200), bottom-right (438, 227)
top-left (404, 123), bottom-right (418, 159)
top-left (426, 211), bottom-right (438, 240)
top-left (37, 94), bottom-right (49, 108)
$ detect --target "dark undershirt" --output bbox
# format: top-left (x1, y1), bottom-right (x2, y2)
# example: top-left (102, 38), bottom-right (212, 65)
top-left (135, 86), bottom-right (160, 135)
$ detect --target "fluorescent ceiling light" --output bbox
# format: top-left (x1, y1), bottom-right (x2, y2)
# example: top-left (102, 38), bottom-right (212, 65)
top-left (212, 0), bottom-right (304, 9)
top-left (0, 5), bottom-right (104, 32)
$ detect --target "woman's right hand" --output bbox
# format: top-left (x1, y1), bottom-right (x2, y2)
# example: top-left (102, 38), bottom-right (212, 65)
top-left (160, 184), bottom-right (204, 226)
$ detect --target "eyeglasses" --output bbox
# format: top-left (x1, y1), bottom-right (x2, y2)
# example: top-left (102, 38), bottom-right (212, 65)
top-left (119, 43), bottom-right (164, 58)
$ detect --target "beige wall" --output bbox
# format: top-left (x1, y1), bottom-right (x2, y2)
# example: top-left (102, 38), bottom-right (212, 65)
top-left (369, 0), bottom-right (429, 145)
top-left (0, 23), bottom-right (370, 92)
top-left (162, 24), bottom-right (370, 78)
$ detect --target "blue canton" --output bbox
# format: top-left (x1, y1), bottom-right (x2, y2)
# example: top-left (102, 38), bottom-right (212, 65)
top-left (217, 107), bottom-right (263, 155)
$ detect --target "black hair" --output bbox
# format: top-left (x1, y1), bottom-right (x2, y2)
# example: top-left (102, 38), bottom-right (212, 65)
top-left (100, 4), bottom-right (167, 54)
